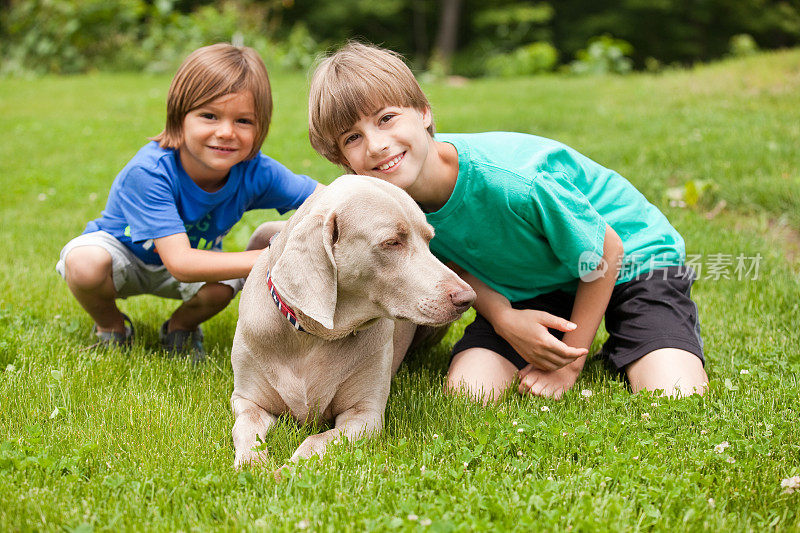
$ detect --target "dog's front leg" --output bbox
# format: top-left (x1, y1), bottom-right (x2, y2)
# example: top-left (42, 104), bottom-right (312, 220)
top-left (289, 407), bottom-right (383, 463)
top-left (391, 320), bottom-right (417, 376)
top-left (231, 396), bottom-right (278, 470)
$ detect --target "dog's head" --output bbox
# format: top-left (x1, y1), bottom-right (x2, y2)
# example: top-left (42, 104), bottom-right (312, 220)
top-left (271, 175), bottom-right (475, 333)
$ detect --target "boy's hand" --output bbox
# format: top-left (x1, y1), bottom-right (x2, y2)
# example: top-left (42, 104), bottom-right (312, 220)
top-left (518, 360), bottom-right (584, 399)
top-left (494, 308), bottom-right (588, 371)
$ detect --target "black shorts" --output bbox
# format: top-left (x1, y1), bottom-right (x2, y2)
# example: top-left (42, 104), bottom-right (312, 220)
top-left (451, 266), bottom-right (704, 372)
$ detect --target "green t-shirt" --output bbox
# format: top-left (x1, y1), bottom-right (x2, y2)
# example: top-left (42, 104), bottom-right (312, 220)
top-left (426, 132), bottom-right (685, 300)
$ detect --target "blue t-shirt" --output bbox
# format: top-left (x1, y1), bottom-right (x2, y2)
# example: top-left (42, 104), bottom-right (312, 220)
top-left (85, 142), bottom-right (318, 265)
top-left (426, 133), bottom-right (685, 300)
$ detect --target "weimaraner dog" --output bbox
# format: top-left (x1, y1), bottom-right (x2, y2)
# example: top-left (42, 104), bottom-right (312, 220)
top-left (231, 175), bottom-right (475, 469)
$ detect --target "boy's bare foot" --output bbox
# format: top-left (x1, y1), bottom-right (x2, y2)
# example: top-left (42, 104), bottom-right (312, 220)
top-left (517, 362), bottom-right (581, 400)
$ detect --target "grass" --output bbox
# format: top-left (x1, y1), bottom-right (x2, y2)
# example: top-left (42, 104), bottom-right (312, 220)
top-left (1, 50), bottom-right (800, 531)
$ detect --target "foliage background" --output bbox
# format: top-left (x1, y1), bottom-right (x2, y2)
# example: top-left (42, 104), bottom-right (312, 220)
top-left (2, 0), bottom-right (800, 77)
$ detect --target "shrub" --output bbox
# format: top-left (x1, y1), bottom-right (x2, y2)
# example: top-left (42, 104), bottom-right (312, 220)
top-left (1, 0), bottom-right (146, 75)
top-left (0, 0), bottom-right (323, 76)
top-left (729, 34), bottom-right (759, 57)
top-left (569, 35), bottom-right (633, 75)
top-left (485, 42), bottom-right (559, 77)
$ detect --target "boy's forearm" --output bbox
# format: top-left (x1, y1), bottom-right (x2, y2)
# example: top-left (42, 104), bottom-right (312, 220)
top-left (165, 248), bottom-right (264, 282)
top-left (561, 225), bottom-right (623, 352)
top-left (561, 281), bottom-right (613, 352)
top-left (155, 233), bottom-right (264, 282)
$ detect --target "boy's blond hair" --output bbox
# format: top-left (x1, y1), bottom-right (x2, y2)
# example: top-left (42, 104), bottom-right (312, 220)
top-left (152, 43), bottom-right (272, 160)
top-left (309, 42), bottom-right (434, 167)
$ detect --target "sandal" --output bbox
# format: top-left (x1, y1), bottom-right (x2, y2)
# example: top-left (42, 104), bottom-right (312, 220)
top-left (88, 313), bottom-right (134, 349)
top-left (159, 320), bottom-right (206, 363)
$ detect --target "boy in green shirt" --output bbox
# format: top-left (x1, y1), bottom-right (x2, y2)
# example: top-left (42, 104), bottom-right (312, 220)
top-left (308, 42), bottom-right (708, 401)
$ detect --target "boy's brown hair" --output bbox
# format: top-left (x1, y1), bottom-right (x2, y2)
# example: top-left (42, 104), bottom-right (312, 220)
top-left (308, 42), bottom-right (435, 167)
top-left (152, 43), bottom-right (272, 160)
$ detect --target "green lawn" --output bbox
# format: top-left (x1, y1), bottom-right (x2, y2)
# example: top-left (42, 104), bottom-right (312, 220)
top-left (1, 50), bottom-right (799, 531)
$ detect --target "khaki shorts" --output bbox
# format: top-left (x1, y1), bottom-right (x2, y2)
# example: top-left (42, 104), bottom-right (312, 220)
top-left (55, 231), bottom-right (244, 301)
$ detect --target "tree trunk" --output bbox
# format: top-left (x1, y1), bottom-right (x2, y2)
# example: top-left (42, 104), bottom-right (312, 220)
top-left (431, 0), bottom-right (462, 74)
top-left (412, 0), bottom-right (429, 67)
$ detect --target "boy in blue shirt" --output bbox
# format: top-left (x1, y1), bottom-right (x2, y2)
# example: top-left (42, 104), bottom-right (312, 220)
top-left (307, 42), bottom-right (707, 400)
top-left (56, 44), bottom-right (320, 360)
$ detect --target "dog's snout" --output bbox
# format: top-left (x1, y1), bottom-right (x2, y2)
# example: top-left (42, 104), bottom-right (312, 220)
top-left (449, 288), bottom-right (476, 313)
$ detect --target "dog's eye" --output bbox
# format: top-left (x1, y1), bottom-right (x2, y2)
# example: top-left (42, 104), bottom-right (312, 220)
top-left (381, 239), bottom-right (401, 248)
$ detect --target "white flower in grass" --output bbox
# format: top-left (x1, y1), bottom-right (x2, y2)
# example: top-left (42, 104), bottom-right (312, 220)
top-left (708, 498), bottom-right (715, 508)
top-left (517, 428), bottom-right (524, 433)
top-left (651, 402), bottom-right (658, 407)
top-left (38, 193), bottom-right (47, 201)
top-left (433, 433), bottom-right (438, 439)
top-left (726, 457), bottom-right (736, 464)
top-left (740, 369), bottom-right (750, 375)
top-left (541, 406), bottom-right (550, 412)
top-left (700, 430), bottom-right (707, 435)
top-left (581, 389), bottom-right (593, 398)
top-left (420, 518), bottom-right (432, 526)
top-left (641, 412), bottom-right (650, 420)
top-left (517, 450), bottom-right (523, 457)
top-left (714, 441), bottom-right (730, 453)
top-left (89, 192), bottom-right (98, 202)
top-left (296, 519), bottom-right (310, 530)
top-left (420, 465), bottom-right (425, 472)
top-left (407, 514), bottom-right (419, 521)
top-left (781, 476), bottom-right (800, 494)
top-left (512, 421), bottom-right (518, 426)
top-left (463, 462), bottom-right (468, 468)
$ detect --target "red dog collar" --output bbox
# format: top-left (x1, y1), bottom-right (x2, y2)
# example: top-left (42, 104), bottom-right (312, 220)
top-left (266, 269), bottom-right (306, 332)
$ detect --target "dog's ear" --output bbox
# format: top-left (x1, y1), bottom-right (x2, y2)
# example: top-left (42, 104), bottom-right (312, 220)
top-left (271, 210), bottom-right (338, 329)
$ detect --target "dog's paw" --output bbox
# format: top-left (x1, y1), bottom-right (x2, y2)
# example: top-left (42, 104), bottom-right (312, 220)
top-left (290, 433), bottom-right (332, 463)
top-left (233, 449), bottom-right (270, 470)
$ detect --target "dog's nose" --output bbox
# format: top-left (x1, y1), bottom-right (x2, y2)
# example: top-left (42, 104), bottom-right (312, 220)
top-left (449, 289), bottom-right (476, 313)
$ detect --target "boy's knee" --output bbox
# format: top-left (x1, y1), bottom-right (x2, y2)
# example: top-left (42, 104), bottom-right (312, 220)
top-left (195, 282), bottom-right (236, 308)
top-left (626, 348), bottom-right (708, 397)
top-left (446, 348), bottom-right (518, 404)
top-left (64, 246), bottom-right (113, 290)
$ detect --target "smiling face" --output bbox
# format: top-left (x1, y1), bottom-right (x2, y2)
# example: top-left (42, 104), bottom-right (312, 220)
top-left (337, 106), bottom-right (434, 195)
top-left (179, 91), bottom-right (256, 189)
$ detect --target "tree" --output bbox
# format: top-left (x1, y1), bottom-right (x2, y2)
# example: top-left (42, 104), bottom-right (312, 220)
top-left (430, 0), bottom-right (462, 73)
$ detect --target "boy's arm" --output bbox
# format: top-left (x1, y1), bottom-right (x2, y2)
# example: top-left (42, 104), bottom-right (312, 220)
top-left (560, 225), bottom-right (623, 356)
top-left (452, 268), bottom-right (588, 370)
top-left (153, 182), bottom-right (325, 283)
top-left (450, 224), bottom-right (623, 371)
top-left (154, 233), bottom-right (263, 282)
